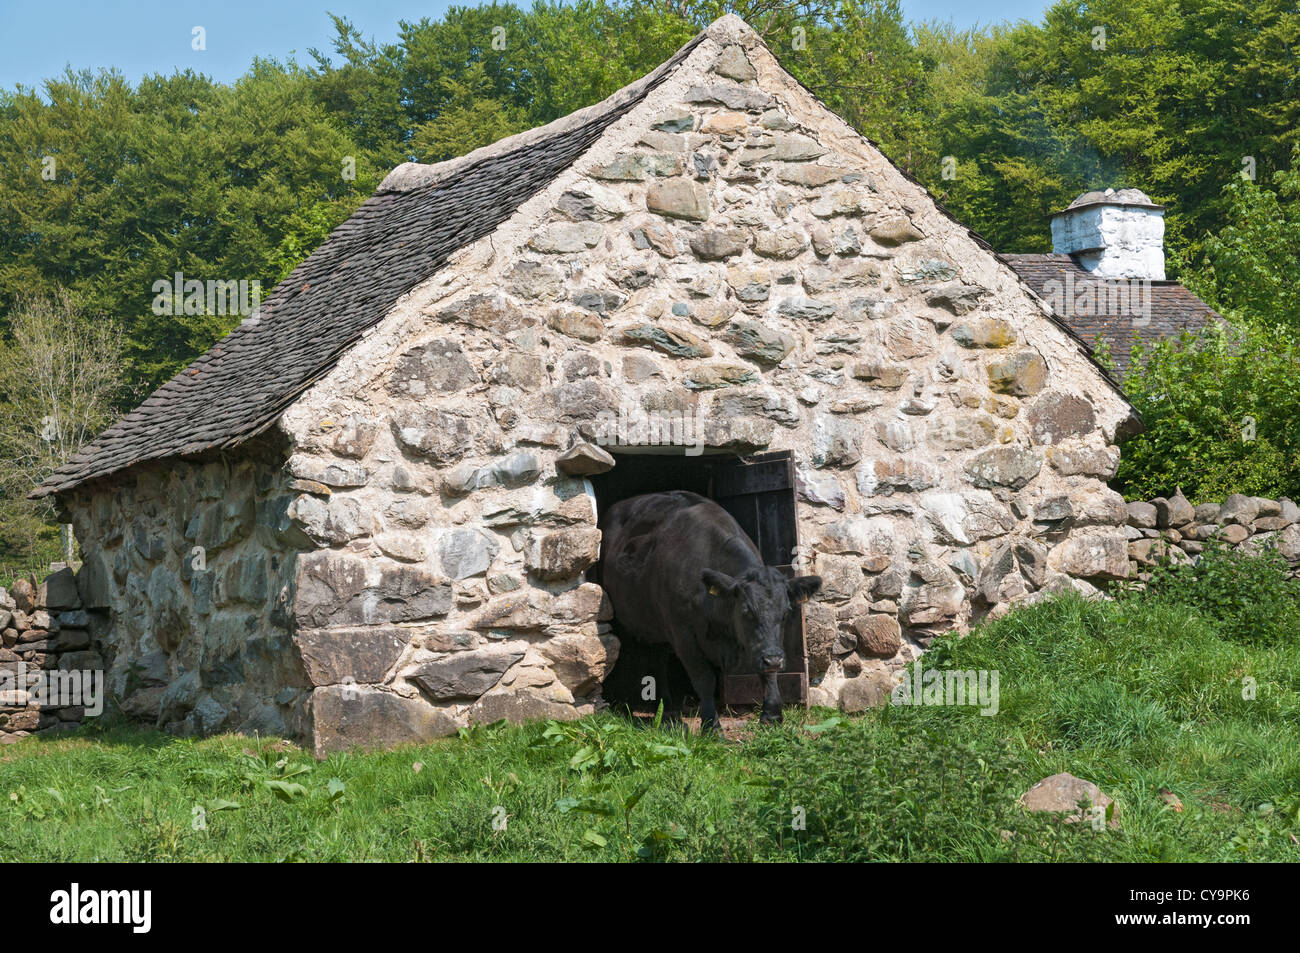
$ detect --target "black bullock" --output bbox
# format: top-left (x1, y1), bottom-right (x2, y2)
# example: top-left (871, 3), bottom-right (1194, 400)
top-left (600, 490), bottom-right (821, 730)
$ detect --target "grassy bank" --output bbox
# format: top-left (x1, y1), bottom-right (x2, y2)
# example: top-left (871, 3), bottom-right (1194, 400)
top-left (2, 593), bottom-right (1298, 862)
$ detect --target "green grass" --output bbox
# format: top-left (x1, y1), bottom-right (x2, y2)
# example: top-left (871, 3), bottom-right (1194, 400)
top-left (2, 593), bottom-right (1299, 861)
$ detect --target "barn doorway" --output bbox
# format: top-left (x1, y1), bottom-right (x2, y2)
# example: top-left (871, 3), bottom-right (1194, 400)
top-left (589, 450), bottom-right (808, 717)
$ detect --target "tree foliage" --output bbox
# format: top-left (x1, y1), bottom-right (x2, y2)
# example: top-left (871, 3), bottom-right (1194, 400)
top-left (915, 0), bottom-right (1299, 259)
top-left (0, 289), bottom-right (123, 562)
top-left (0, 63), bottom-right (381, 394)
top-left (1189, 146), bottom-right (1300, 329)
top-left (1113, 324), bottom-right (1300, 503)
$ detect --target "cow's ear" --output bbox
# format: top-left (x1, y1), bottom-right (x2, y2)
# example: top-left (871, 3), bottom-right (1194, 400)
top-left (787, 575), bottom-right (822, 603)
top-left (702, 569), bottom-right (739, 598)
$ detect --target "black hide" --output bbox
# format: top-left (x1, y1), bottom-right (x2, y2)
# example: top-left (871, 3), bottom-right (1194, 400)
top-left (600, 490), bottom-right (821, 730)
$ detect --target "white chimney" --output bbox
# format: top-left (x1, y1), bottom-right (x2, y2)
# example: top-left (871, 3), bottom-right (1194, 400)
top-left (1050, 188), bottom-right (1166, 280)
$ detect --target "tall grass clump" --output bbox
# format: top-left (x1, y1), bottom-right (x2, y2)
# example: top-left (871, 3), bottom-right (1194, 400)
top-left (1129, 537), bottom-right (1300, 646)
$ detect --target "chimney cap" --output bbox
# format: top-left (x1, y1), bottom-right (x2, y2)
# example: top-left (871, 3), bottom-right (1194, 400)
top-left (1049, 187), bottom-right (1165, 218)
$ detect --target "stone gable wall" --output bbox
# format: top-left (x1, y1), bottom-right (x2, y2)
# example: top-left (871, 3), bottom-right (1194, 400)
top-left (277, 27), bottom-right (1135, 752)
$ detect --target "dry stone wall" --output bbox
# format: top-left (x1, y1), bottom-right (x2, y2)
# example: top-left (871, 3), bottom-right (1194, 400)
top-left (1123, 491), bottom-right (1300, 575)
top-left (278, 22), bottom-right (1134, 749)
top-left (0, 568), bottom-right (96, 742)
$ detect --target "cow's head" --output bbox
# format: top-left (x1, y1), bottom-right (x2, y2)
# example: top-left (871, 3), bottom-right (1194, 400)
top-left (702, 566), bottom-right (822, 674)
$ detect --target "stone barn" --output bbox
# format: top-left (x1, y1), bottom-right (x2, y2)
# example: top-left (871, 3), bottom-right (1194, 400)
top-left (34, 15), bottom-right (1140, 756)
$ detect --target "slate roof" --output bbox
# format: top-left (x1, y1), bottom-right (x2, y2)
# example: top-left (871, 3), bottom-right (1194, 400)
top-left (1002, 254), bottom-right (1221, 376)
top-left (33, 32), bottom-right (703, 499)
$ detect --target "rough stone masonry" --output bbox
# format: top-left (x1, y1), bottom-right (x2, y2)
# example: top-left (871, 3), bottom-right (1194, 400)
top-left (41, 16), bottom-right (1149, 756)
top-left (1, 567), bottom-right (102, 743)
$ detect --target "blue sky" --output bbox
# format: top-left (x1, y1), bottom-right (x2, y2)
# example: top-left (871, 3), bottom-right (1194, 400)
top-left (0, 1), bottom-right (1051, 91)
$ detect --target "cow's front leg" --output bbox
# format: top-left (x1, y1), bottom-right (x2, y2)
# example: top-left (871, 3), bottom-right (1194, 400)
top-left (689, 665), bottom-right (720, 734)
top-left (698, 694), bottom-right (720, 733)
top-left (657, 651), bottom-right (685, 725)
top-left (674, 637), bottom-right (721, 734)
top-left (759, 671), bottom-right (783, 725)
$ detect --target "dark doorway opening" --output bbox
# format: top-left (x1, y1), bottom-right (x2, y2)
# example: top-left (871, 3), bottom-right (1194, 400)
top-left (589, 450), bottom-right (808, 716)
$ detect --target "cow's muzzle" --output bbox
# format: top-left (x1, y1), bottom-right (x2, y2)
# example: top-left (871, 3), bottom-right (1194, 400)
top-left (761, 655), bottom-right (785, 673)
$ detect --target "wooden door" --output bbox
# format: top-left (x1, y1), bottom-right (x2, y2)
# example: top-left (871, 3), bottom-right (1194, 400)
top-left (707, 451), bottom-right (807, 707)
